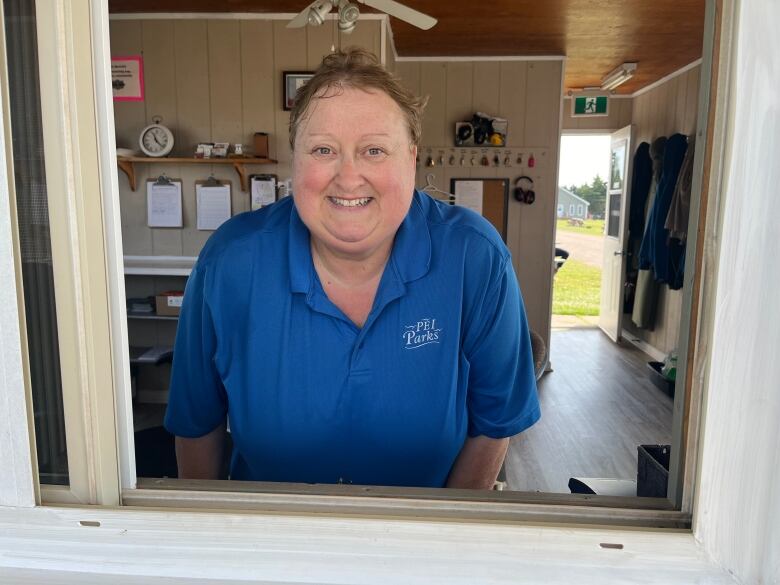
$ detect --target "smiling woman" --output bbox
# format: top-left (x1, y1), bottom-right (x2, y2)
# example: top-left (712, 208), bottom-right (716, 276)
top-left (164, 48), bottom-right (541, 490)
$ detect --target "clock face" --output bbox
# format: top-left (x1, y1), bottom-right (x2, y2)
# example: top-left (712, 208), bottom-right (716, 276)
top-left (139, 124), bottom-right (174, 157)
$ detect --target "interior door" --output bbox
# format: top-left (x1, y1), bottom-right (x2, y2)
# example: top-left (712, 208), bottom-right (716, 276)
top-left (599, 125), bottom-right (634, 341)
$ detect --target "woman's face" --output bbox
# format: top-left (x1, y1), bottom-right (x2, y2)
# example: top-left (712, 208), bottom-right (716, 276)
top-left (292, 86), bottom-right (417, 260)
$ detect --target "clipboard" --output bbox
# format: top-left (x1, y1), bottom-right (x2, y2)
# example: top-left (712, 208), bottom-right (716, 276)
top-left (250, 174), bottom-right (278, 210)
top-left (195, 175), bottom-right (232, 231)
top-left (146, 175), bottom-right (183, 228)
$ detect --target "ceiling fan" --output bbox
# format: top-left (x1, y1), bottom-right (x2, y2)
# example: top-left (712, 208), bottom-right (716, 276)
top-left (287, 0), bottom-right (437, 34)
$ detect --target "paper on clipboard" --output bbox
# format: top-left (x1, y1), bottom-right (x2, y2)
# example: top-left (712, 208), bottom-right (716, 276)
top-left (196, 183), bottom-right (232, 230)
top-left (250, 176), bottom-right (277, 210)
top-left (147, 180), bottom-right (183, 227)
top-left (454, 180), bottom-right (483, 215)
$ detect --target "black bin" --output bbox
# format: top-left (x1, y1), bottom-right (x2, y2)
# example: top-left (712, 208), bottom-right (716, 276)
top-left (647, 361), bottom-right (675, 398)
top-left (637, 444), bottom-right (670, 498)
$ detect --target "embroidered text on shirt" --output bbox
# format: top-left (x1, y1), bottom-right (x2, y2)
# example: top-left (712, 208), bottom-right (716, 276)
top-left (402, 318), bottom-right (441, 349)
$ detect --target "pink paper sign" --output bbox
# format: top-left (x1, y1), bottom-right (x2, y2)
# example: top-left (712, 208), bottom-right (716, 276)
top-left (111, 56), bottom-right (145, 101)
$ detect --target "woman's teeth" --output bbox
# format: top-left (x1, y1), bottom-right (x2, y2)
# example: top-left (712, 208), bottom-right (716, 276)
top-left (329, 197), bottom-right (371, 207)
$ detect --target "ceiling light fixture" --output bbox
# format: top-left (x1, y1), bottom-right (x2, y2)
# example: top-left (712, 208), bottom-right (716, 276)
top-left (600, 62), bottom-right (638, 92)
top-left (307, 0), bottom-right (334, 26)
top-left (338, 0), bottom-right (360, 34)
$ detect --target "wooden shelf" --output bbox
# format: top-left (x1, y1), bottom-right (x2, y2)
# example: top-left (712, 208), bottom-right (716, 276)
top-left (117, 155), bottom-right (278, 192)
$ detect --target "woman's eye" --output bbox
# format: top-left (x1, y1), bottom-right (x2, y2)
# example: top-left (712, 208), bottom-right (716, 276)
top-left (313, 146), bottom-right (332, 156)
top-left (367, 147), bottom-right (385, 156)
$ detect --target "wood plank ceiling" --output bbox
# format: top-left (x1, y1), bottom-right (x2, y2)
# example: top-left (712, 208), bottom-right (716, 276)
top-left (108, 0), bottom-right (705, 95)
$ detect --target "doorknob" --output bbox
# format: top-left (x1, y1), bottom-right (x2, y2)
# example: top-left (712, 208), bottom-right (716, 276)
top-left (614, 251), bottom-right (626, 256)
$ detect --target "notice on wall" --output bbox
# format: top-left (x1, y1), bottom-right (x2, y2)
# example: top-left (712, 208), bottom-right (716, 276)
top-left (250, 176), bottom-right (277, 210)
top-left (147, 180), bottom-right (183, 228)
top-left (196, 183), bottom-right (232, 230)
top-left (454, 180), bottom-right (483, 215)
top-left (112, 56), bottom-right (144, 101)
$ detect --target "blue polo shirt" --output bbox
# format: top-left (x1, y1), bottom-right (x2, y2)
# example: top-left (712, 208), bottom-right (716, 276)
top-left (164, 191), bottom-right (540, 487)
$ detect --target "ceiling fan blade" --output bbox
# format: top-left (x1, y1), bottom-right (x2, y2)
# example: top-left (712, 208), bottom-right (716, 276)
top-left (358, 0), bottom-right (437, 30)
top-left (287, 1), bottom-right (318, 28)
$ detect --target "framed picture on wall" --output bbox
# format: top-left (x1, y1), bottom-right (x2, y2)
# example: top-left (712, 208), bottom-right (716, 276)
top-left (283, 71), bottom-right (314, 111)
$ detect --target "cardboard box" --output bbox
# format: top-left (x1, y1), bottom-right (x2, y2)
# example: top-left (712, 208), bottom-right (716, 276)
top-left (253, 132), bottom-right (269, 158)
top-left (155, 290), bottom-right (184, 316)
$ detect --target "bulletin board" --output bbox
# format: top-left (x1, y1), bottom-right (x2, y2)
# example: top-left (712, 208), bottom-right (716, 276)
top-left (450, 178), bottom-right (510, 242)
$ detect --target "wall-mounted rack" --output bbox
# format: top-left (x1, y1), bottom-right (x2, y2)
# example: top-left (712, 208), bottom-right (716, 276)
top-left (415, 147), bottom-right (548, 170)
top-left (117, 156), bottom-right (278, 192)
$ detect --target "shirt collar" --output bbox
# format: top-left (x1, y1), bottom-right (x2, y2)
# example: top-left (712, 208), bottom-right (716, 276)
top-left (289, 203), bottom-right (314, 294)
top-left (388, 191), bottom-right (431, 283)
top-left (288, 190), bottom-right (431, 294)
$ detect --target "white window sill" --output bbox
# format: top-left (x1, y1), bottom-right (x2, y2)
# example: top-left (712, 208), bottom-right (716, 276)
top-left (0, 506), bottom-right (732, 584)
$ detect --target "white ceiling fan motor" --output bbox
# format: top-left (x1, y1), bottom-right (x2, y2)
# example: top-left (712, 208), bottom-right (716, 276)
top-left (338, 1), bottom-right (361, 34)
top-left (307, 0), bottom-right (334, 26)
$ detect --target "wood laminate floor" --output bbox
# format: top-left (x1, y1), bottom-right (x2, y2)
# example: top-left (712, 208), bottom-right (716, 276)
top-left (505, 328), bottom-right (673, 494)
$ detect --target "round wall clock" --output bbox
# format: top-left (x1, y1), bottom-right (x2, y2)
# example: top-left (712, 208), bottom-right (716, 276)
top-left (139, 123), bottom-right (174, 157)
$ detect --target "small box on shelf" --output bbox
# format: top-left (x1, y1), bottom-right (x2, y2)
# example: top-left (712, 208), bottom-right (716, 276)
top-left (253, 132), bottom-right (269, 158)
top-left (155, 290), bottom-right (184, 316)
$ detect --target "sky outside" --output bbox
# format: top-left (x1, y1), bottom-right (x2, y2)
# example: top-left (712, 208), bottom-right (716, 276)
top-left (558, 134), bottom-right (611, 188)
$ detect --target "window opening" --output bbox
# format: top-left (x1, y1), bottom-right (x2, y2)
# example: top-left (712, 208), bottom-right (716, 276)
top-left (4, 0), bottom-right (68, 485)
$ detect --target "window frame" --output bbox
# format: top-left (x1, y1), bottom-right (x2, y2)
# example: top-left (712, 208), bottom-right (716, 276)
top-left (4, 0), bottom-right (123, 506)
top-left (0, 0), bottom-right (725, 529)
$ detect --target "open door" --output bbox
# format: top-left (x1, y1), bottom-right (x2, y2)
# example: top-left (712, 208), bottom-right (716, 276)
top-left (598, 125), bottom-right (634, 341)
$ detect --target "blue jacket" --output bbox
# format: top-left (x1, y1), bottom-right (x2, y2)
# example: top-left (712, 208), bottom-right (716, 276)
top-left (638, 133), bottom-right (688, 287)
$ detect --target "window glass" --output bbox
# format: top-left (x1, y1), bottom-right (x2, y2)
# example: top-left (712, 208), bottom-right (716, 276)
top-left (607, 192), bottom-right (621, 238)
top-left (4, 0), bottom-right (68, 485)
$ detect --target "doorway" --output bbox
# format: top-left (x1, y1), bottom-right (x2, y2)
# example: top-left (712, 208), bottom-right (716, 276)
top-left (552, 133), bottom-right (611, 331)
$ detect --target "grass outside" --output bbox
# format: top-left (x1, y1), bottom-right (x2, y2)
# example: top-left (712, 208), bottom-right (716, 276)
top-left (552, 258), bottom-right (602, 316)
top-left (556, 218), bottom-right (605, 236)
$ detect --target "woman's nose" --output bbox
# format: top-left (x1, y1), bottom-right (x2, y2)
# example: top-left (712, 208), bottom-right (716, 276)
top-left (334, 155), bottom-right (364, 190)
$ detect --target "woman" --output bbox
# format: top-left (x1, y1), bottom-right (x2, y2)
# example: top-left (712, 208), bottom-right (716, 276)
top-left (164, 48), bottom-right (540, 489)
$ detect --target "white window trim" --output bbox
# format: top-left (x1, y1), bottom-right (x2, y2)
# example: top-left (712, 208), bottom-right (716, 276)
top-left (1, 0), bottom-right (123, 506)
top-left (0, 504), bottom-right (732, 583)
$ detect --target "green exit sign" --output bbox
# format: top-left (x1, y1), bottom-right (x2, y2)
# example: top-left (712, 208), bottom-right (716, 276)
top-left (572, 95), bottom-right (609, 117)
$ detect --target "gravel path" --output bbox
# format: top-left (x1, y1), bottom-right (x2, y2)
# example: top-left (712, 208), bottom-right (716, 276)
top-left (555, 230), bottom-right (605, 269)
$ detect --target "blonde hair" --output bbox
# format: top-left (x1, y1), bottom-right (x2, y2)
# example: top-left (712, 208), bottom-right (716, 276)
top-left (288, 47), bottom-right (427, 150)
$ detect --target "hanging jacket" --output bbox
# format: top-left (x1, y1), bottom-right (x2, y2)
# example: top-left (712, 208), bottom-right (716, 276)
top-left (666, 136), bottom-right (696, 241)
top-left (638, 133), bottom-right (688, 285)
top-left (631, 137), bottom-right (667, 328)
top-left (628, 142), bottom-right (653, 239)
top-left (665, 136), bottom-right (696, 290)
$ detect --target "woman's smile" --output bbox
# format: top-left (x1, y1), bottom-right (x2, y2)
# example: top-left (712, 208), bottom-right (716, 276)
top-left (327, 195), bottom-right (373, 208)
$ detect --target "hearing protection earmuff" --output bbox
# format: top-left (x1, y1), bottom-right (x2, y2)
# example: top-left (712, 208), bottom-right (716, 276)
top-left (513, 175), bottom-right (536, 204)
